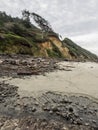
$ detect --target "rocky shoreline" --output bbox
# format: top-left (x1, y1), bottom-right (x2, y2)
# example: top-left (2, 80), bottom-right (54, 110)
top-left (0, 82), bottom-right (98, 130)
top-left (0, 54), bottom-right (60, 77)
top-left (0, 55), bottom-right (98, 130)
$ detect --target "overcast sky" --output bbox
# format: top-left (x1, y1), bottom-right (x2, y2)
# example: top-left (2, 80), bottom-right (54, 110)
top-left (0, 0), bottom-right (98, 55)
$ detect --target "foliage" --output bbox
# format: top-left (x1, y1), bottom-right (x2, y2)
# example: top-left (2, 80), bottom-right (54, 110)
top-left (22, 10), bottom-right (31, 28)
top-left (0, 11), bottom-right (98, 61)
top-left (0, 34), bottom-right (33, 54)
top-left (31, 12), bottom-right (53, 33)
top-left (47, 41), bottom-right (63, 58)
top-left (63, 38), bottom-right (98, 61)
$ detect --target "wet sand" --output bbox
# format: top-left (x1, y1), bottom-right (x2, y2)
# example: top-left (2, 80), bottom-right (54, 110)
top-left (2, 61), bottom-right (98, 99)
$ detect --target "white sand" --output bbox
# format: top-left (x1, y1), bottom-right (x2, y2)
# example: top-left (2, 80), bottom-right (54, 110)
top-left (1, 62), bottom-right (98, 98)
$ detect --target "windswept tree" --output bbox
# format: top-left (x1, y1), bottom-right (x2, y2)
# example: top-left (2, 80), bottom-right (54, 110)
top-left (31, 12), bottom-right (54, 38)
top-left (22, 10), bottom-right (30, 20)
top-left (31, 13), bottom-right (53, 33)
top-left (22, 10), bottom-right (31, 28)
top-left (22, 10), bottom-right (54, 37)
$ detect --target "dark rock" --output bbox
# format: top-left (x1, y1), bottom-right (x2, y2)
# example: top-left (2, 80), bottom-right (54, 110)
top-left (32, 107), bottom-right (36, 112)
top-left (0, 76), bottom-right (98, 129)
top-left (69, 107), bottom-right (74, 113)
top-left (51, 106), bottom-right (58, 112)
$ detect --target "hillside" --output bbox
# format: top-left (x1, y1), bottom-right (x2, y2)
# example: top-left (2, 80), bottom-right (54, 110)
top-left (0, 11), bottom-right (98, 61)
top-left (63, 38), bottom-right (98, 61)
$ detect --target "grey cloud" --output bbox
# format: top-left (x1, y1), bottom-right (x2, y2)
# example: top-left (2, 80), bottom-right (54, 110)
top-left (70, 32), bottom-right (98, 55)
top-left (60, 19), bottom-right (98, 37)
top-left (0, 0), bottom-right (98, 29)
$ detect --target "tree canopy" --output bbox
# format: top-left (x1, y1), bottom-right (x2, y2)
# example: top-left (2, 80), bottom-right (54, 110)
top-left (22, 10), bottom-right (53, 33)
top-left (31, 12), bottom-right (53, 33)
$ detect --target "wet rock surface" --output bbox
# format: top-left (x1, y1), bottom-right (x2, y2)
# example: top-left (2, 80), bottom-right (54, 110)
top-left (0, 54), bottom-right (59, 77)
top-left (0, 54), bottom-right (98, 129)
top-left (0, 82), bottom-right (98, 130)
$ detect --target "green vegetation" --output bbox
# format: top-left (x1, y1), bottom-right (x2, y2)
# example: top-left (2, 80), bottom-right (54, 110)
top-left (0, 11), bottom-right (60, 57)
top-left (49, 41), bottom-right (63, 58)
top-left (0, 33), bottom-right (33, 54)
top-left (63, 38), bottom-right (98, 61)
top-left (0, 11), bottom-right (98, 61)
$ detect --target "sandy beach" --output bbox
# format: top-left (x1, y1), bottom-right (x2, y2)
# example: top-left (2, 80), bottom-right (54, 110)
top-left (1, 61), bottom-right (98, 99)
top-left (0, 58), bottom-right (98, 129)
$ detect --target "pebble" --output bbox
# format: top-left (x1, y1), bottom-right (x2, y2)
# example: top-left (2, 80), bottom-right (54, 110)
top-left (32, 107), bottom-right (36, 112)
top-left (68, 107), bottom-right (74, 113)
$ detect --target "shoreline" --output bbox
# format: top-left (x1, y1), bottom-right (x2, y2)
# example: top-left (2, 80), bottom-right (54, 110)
top-left (0, 56), bottom-right (98, 129)
top-left (1, 61), bottom-right (98, 99)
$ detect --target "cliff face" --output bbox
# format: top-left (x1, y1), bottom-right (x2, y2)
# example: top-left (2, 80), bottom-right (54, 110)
top-left (49, 36), bottom-right (71, 58)
top-left (0, 31), bottom-right (98, 61)
top-left (0, 11), bottom-right (98, 61)
top-left (36, 36), bottom-right (71, 58)
top-left (63, 38), bottom-right (98, 61)
top-left (35, 36), bottom-right (98, 61)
